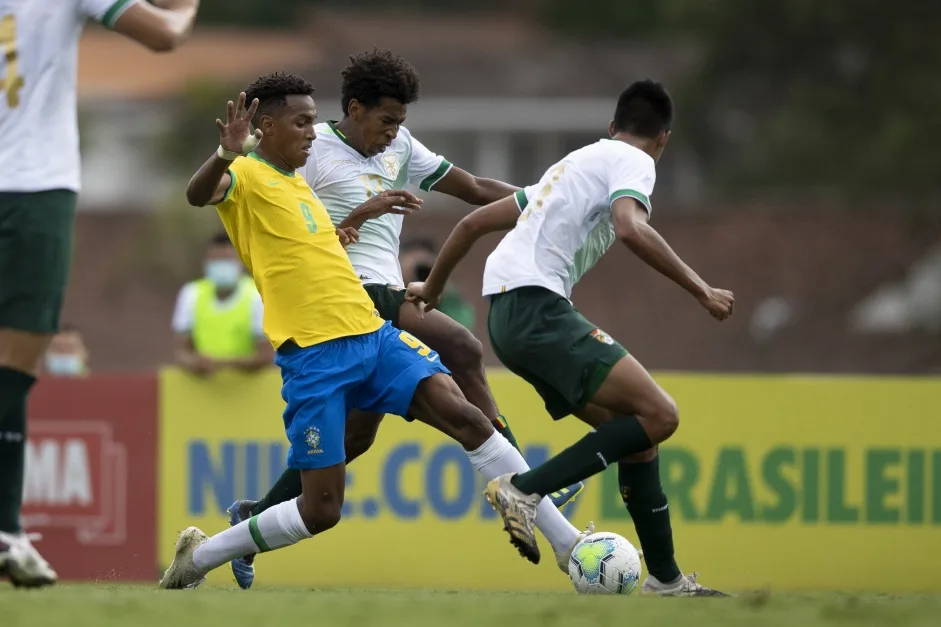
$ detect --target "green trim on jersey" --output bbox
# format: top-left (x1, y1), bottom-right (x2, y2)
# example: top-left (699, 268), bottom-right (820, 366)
top-left (514, 189), bottom-right (528, 211)
top-left (248, 152), bottom-right (295, 178)
top-left (102, 0), bottom-right (136, 29)
top-left (609, 188), bottom-right (651, 213)
top-left (217, 169), bottom-right (237, 204)
top-left (326, 120), bottom-right (360, 152)
top-left (419, 160), bottom-right (452, 191)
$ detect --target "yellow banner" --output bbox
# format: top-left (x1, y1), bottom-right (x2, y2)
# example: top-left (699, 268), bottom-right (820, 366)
top-left (159, 369), bottom-right (941, 592)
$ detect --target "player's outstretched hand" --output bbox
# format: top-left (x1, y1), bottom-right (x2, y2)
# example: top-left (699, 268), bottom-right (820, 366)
top-left (405, 281), bottom-right (441, 320)
top-left (216, 92), bottom-right (263, 156)
top-left (698, 287), bottom-right (734, 321)
top-left (355, 189), bottom-right (423, 222)
top-left (336, 226), bottom-right (360, 249)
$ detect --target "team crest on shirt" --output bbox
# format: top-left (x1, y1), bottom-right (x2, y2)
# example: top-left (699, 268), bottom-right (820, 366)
top-left (305, 427), bottom-right (323, 454)
top-left (590, 328), bottom-right (615, 345)
top-left (382, 154), bottom-right (400, 179)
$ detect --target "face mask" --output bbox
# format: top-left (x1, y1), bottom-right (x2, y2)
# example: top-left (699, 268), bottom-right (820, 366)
top-left (45, 353), bottom-right (85, 377)
top-left (205, 260), bottom-right (242, 289)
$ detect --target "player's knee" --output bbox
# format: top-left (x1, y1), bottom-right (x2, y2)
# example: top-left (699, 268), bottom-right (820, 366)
top-left (651, 396), bottom-right (679, 441)
top-left (299, 499), bottom-right (342, 534)
top-left (440, 327), bottom-right (484, 373)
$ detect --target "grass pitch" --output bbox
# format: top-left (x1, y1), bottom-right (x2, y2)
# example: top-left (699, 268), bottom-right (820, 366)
top-left (3, 585), bottom-right (939, 627)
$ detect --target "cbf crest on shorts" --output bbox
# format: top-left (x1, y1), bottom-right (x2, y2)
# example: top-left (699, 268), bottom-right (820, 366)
top-left (305, 426), bottom-right (323, 455)
top-left (590, 328), bottom-right (614, 345)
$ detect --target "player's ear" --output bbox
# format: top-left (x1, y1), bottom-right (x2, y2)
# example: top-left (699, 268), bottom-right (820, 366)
top-left (608, 120), bottom-right (616, 138)
top-left (258, 115), bottom-right (275, 135)
top-left (348, 99), bottom-right (364, 122)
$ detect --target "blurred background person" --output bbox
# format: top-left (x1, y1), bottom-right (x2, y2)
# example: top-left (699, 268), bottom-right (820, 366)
top-left (42, 324), bottom-right (90, 378)
top-left (171, 232), bottom-right (272, 376)
top-left (400, 238), bottom-right (476, 332)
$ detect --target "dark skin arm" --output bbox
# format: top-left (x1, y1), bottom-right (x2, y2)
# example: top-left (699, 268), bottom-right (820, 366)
top-left (612, 198), bottom-right (734, 320)
top-left (405, 195), bottom-right (521, 314)
top-left (186, 93), bottom-right (261, 207)
top-left (174, 334), bottom-right (214, 376)
top-left (337, 190), bottom-right (423, 231)
top-left (431, 166), bottom-right (519, 206)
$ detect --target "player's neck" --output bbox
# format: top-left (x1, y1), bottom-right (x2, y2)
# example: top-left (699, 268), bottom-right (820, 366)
top-left (610, 132), bottom-right (658, 161)
top-left (335, 118), bottom-right (368, 157)
top-left (253, 145), bottom-right (295, 175)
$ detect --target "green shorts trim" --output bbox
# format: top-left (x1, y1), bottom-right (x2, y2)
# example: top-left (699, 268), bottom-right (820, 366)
top-left (487, 286), bottom-right (628, 420)
top-left (0, 190), bottom-right (77, 334)
top-left (363, 283), bottom-right (407, 327)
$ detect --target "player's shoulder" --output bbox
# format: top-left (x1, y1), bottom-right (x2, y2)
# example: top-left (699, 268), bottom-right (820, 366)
top-left (598, 139), bottom-right (654, 168)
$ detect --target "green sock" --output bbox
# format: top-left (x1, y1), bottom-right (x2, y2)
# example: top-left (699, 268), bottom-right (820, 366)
top-left (0, 367), bottom-right (36, 533)
top-left (619, 456), bottom-right (681, 584)
top-left (493, 415), bottom-right (521, 452)
top-left (250, 468), bottom-right (302, 517)
top-left (511, 414), bottom-right (652, 497)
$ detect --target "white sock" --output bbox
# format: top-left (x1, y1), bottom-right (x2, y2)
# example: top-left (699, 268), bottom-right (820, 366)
top-left (193, 498), bottom-right (312, 572)
top-left (467, 432), bottom-right (580, 554)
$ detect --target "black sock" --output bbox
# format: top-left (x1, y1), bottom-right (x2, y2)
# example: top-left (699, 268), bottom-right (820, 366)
top-left (250, 468), bottom-right (302, 517)
top-left (0, 367), bottom-right (36, 533)
top-left (620, 455), bottom-right (681, 584)
top-left (511, 414), bottom-right (652, 497)
top-left (493, 415), bottom-right (521, 452)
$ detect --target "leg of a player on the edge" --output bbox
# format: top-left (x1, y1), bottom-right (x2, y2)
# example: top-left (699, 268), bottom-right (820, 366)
top-left (398, 304), bottom-right (584, 507)
top-left (164, 464), bottom-right (346, 589)
top-left (409, 373), bottom-right (582, 567)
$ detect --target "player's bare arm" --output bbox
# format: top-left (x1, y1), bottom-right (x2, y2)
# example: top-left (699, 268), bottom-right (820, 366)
top-left (432, 166), bottom-right (519, 206)
top-left (186, 93), bottom-right (262, 207)
top-left (406, 195), bottom-right (520, 313)
top-left (112, 0), bottom-right (200, 52)
top-left (612, 197), bottom-right (734, 320)
top-left (337, 190), bottom-right (423, 231)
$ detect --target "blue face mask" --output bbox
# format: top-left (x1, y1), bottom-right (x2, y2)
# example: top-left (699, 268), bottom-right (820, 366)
top-left (45, 353), bottom-right (85, 377)
top-left (205, 260), bottom-right (242, 289)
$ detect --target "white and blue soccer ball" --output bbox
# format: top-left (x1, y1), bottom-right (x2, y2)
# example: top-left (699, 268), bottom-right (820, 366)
top-left (568, 531), bottom-right (642, 595)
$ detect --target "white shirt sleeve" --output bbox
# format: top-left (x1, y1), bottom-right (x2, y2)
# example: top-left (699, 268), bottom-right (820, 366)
top-left (250, 291), bottom-right (265, 338)
top-left (171, 283), bottom-right (198, 334)
top-left (406, 131), bottom-right (452, 191)
top-left (77, 0), bottom-right (139, 28)
top-left (607, 150), bottom-right (657, 216)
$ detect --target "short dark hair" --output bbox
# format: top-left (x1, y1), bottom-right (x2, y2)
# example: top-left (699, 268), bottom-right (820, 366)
top-left (341, 49), bottom-right (420, 116)
top-left (400, 237), bottom-right (437, 255)
top-left (209, 231), bottom-right (232, 247)
top-left (244, 72), bottom-right (315, 124)
top-left (613, 80), bottom-right (673, 137)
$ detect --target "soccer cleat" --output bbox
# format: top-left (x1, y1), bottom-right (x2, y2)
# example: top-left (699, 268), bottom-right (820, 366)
top-left (554, 521), bottom-right (595, 574)
top-left (547, 481), bottom-right (585, 509)
top-left (0, 531), bottom-right (58, 588)
top-left (227, 500), bottom-right (257, 590)
top-left (159, 526), bottom-right (209, 590)
top-left (483, 473), bottom-right (541, 565)
top-left (640, 572), bottom-right (730, 597)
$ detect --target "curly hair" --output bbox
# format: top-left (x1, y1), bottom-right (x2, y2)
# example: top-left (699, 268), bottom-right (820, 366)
top-left (244, 72), bottom-right (315, 123)
top-left (340, 49), bottom-right (420, 116)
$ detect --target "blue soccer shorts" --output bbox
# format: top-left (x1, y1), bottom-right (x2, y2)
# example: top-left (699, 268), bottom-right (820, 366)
top-left (275, 320), bottom-right (450, 469)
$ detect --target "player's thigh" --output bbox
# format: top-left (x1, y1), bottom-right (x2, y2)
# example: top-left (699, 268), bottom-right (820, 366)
top-left (344, 409), bottom-right (384, 449)
top-left (0, 190), bottom-right (76, 336)
top-left (589, 353), bottom-right (677, 424)
top-left (351, 321), bottom-right (450, 418)
top-left (397, 302), bottom-right (484, 373)
top-left (275, 340), bottom-right (362, 471)
top-left (408, 373), bottom-right (492, 449)
top-left (488, 286), bottom-right (626, 420)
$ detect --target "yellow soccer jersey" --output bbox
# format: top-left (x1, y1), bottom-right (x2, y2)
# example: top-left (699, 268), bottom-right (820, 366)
top-left (215, 152), bottom-right (382, 349)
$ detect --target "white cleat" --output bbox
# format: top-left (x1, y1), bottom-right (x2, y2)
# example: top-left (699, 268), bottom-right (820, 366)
top-left (483, 474), bottom-right (541, 565)
top-left (640, 572), bottom-right (730, 597)
top-left (554, 521), bottom-right (595, 574)
top-left (159, 526), bottom-right (209, 590)
top-left (0, 530), bottom-right (58, 588)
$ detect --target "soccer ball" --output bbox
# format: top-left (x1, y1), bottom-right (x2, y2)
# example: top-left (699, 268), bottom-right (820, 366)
top-left (568, 532), bottom-right (642, 595)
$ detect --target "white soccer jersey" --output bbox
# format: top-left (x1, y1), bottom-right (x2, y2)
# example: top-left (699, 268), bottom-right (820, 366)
top-left (298, 121), bottom-right (452, 287)
top-left (482, 139), bottom-right (656, 300)
top-left (0, 0), bottom-right (137, 193)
